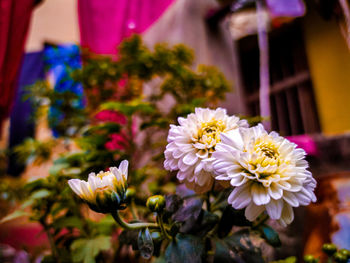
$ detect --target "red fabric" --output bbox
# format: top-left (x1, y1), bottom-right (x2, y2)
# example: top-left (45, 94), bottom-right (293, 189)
top-left (0, 0), bottom-right (35, 133)
top-left (0, 222), bottom-right (48, 251)
top-left (77, 0), bottom-right (174, 55)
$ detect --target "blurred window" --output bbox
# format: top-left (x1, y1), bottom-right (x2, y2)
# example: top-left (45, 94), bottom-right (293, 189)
top-left (238, 22), bottom-right (320, 135)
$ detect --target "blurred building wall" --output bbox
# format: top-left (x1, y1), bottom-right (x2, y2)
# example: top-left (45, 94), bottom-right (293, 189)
top-left (143, 0), bottom-right (246, 115)
top-left (25, 0), bottom-right (80, 52)
top-left (303, 11), bottom-right (350, 135)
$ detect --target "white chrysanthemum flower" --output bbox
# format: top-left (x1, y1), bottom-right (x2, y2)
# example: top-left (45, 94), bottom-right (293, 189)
top-left (68, 160), bottom-right (129, 213)
top-left (212, 124), bottom-right (316, 226)
top-left (164, 107), bottom-right (248, 193)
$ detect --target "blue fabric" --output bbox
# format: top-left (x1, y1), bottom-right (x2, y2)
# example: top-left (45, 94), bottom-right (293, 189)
top-left (43, 44), bottom-right (84, 137)
top-left (8, 51), bottom-right (44, 176)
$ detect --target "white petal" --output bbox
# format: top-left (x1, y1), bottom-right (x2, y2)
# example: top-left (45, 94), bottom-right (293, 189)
top-left (229, 174), bottom-right (247, 187)
top-left (245, 202), bottom-right (265, 221)
top-left (173, 149), bottom-right (186, 159)
top-left (193, 143), bottom-right (206, 149)
top-left (212, 149), bottom-right (236, 162)
top-left (111, 167), bottom-right (122, 181)
top-left (228, 185), bottom-right (252, 209)
top-left (177, 170), bottom-right (191, 181)
top-left (265, 199), bottom-right (283, 219)
top-left (294, 189), bottom-right (313, 206)
top-left (183, 151), bottom-right (198, 166)
top-left (279, 203), bottom-right (294, 225)
top-left (220, 130), bottom-right (244, 150)
top-left (118, 160), bottom-right (129, 179)
top-left (178, 158), bottom-right (189, 172)
top-left (194, 162), bottom-right (204, 174)
top-left (251, 183), bottom-right (270, 205)
top-left (80, 181), bottom-right (93, 200)
top-left (88, 174), bottom-right (97, 192)
top-left (283, 192), bottom-right (299, 207)
top-left (68, 179), bottom-right (83, 196)
top-left (195, 171), bottom-right (211, 186)
top-left (177, 117), bottom-right (187, 126)
top-left (268, 183), bottom-right (283, 200)
top-left (196, 149), bottom-right (208, 159)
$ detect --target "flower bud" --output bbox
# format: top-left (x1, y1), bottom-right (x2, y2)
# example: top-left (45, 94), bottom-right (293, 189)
top-left (322, 243), bottom-right (337, 256)
top-left (339, 249), bottom-right (350, 259)
top-left (125, 187), bottom-right (136, 201)
top-left (146, 195), bottom-right (166, 213)
top-left (151, 231), bottom-right (162, 242)
top-left (68, 160), bottom-right (129, 213)
top-left (334, 252), bottom-right (348, 263)
top-left (303, 255), bottom-right (318, 263)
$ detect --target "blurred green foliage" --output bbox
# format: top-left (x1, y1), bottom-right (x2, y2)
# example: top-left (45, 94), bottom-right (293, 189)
top-left (0, 35), bottom-right (233, 262)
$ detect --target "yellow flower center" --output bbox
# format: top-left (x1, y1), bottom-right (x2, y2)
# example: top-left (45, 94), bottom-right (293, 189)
top-left (97, 171), bottom-right (112, 180)
top-left (95, 171), bottom-right (123, 191)
top-left (259, 145), bottom-right (279, 160)
top-left (253, 136), bottom-right (280, 163)
top-left (197, 119), bottom-right (226, 148)
top-left (95, 185), bottom-right (113, 193)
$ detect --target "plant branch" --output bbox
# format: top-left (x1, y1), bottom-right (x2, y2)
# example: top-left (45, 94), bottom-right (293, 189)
top-left (130, 200), bottom-right (139, 220)
top-left (111, 210), bottom-right (159, 230)
top-left (40, 215), bottom-right (59, 262)
top-left (157, 213), bottom-right (172, 240)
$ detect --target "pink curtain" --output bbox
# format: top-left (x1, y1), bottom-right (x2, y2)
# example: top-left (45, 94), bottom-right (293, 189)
top-left (0, 0), bottom-right (35, 134)
top-left (78, 0), bottom-right (174, 55)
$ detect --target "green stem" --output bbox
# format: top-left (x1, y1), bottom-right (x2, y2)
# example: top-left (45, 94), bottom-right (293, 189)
top-left (40, 218), bottom-right (59, 263)
top-left (111, 210), bottom-right (159, 230)
top-left (206, 191), bottom-right (211, 211)
top-left (127, 115), bottom-right (135, 174)
top-left (206, 182), bottom-right (215, 212)
top-left (130, 200), bottom-right (138, 220)
top-left (157, 214), bottom-right (172, 240)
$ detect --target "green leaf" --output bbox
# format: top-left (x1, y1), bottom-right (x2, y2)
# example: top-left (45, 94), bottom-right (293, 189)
top-left (153, 256), bottom-right (167, 263)
top-left (71, 236), bottom-right (111, 263)
top-left (214, 230), bottom-right (265, 263)
top-left (196, 211), bottom-right (219, 236)
top-left (92, 215), bottom-right (116, 235)
top-left (0, 210), bottom-right (29, 224)
top-left (218, 206), bottom-right (251, 238)
top-left (260, 224), bottom-right (281, 247)
top-left (52, 216), bottom-right (84, 231)
top-left (84, 122), bottom-right (121, 135)
top-left (49, 162), bottom-right (70, 176)
top-left (270, 256), bottom-right (297, 263)
top-left (119, 229), bottom-right (139, 250)
top-left (20, 199), bottom-right (35, 209)
top-left (30, 189), bottom-right (50, 199)
top-left (173, 198), bottom-right (202, 222)
top-left (41, 255), bottom-right (56, 263)
top-left (284, 256), bottom-right (297, 263)
top-left (100, 100), bottom-right (155, 116)
top-left (214, 239), bottom-right (237, 263)
top-left (165, 234), bottom-right (205, 263)
top-left (24, 178), bottom-right (46, 191)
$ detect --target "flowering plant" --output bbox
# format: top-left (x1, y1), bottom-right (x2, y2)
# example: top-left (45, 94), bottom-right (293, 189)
top-left (0, 36), bottom-right (328, 263)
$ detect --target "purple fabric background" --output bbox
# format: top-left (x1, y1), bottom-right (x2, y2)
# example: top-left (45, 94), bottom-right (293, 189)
top-left (8, 51), bottom-right (44, 176)
top-left (266, 0), bottom-right (306, 18)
